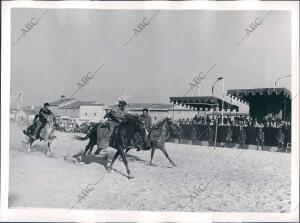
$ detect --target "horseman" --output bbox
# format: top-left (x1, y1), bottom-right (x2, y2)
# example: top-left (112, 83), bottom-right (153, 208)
top-left (97, 100), bottom-right (129, 151)
top-left (139, 108), bottom-right (152, 150)
top-left (23, 103), bottom-right (56, 140)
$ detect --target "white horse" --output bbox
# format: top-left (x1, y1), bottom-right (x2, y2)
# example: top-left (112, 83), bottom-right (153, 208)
top-left (27, 115), bottom-right (56, 157)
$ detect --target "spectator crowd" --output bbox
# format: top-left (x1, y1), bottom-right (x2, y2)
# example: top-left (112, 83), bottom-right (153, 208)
top-left (172, 115), bottom-right (291, 152)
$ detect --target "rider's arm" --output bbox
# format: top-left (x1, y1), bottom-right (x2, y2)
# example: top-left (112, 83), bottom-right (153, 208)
top-left (111, 109), bottom-right (126, 123)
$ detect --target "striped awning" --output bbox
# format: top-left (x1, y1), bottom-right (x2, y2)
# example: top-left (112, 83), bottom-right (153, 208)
top-left (170, 96), bottom-right (239, 112)
top-left (227, 88), bottom-right (291, 103)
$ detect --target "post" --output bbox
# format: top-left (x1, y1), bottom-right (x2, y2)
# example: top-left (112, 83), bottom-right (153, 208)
top-left (214, 112), bottom-right (218, 150)
top-left (221, 79), bottom-right (224, 126)
top-left (172, 103), bottom-right (175, 120)
top-left (20, 93), bottom-right (23, 111)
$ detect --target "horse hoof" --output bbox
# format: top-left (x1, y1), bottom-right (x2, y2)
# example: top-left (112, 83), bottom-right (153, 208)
top-left (107, 168), bottom-right (112, 173)
top-left (172, 163), bottom-right (177, 166)
top-left (128, 175), bottom-right (134, 179)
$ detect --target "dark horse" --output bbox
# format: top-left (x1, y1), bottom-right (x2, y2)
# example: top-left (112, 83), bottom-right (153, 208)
top-left (125, 117), bottom-right (178, 166)
top-left (74, 114), bottom-right (146, 179)
top-left (73, 123), bottom-right (100, 156)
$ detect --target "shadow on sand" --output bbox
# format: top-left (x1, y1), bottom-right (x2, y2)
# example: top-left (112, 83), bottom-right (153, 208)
top-left (29, 143), bottom-right (48, 155)
top-left (70, 151), bottom-right (152, 179)
top-left (124, 153), bottom-right (151, 166)
top-left (72, 153), bottom-right (109, 167)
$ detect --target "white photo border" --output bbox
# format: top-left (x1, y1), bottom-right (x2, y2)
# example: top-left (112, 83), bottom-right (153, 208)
top-left (1, 1), bottom-right (299, 222)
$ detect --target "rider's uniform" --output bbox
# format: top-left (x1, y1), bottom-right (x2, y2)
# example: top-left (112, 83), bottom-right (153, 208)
top-left (140, 113), bottom-right (152, 130)
top-left (139, 113), bottom-right (152, 149)
top-left (24, 107), bottom-right (55, 139)
top-left (97, 105), bottom-right (128, 149)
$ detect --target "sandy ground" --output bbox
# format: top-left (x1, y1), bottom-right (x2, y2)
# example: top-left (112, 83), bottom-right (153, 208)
top-left (9, 122), bottom-right (291, 212)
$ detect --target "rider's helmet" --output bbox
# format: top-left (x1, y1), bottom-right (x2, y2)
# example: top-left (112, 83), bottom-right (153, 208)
top-left (44, 103), bottom-right (50, 107)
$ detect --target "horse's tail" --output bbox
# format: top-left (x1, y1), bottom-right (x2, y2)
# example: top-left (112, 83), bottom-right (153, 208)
top-left (73, 123), bottom-right (99, 141)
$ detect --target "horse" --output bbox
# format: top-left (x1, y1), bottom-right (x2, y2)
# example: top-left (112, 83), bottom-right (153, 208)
top-left (26, 115), bottom-right (56, 157)
top-left (74, 115), bottom-right (146, 179)
top-left (125, 117), bottom-right (178, 167)
top-left (73, 123), bottom-right (100, 156)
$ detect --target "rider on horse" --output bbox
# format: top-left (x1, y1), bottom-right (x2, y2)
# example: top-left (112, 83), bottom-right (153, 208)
top-left (139, 108), bottom-right (152, 150)
top-left (97, 100), bottom-right (129, 150)
top-left (23, 103), bottom-right (56, 140)
top-left (97, 100), bottom-right (149, 151)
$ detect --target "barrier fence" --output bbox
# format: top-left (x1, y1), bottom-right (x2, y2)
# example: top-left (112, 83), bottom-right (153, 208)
top-left (169, 124), bottom-right (291, 147)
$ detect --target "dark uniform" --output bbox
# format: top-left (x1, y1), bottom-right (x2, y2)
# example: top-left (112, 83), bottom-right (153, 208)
top-left (238, 127), bottom-right (247, 149)
top-left (276, 128), bottom-right (285, 151)
top-left (139, 108), bottom-right (152, 149)
top-left (140, 113), bottom-right (152, 130)
top-left (256, 128), bottom-right (264, 150)
top-left (23, 103), bottom-right (55, 140)
top-left (207, 126), bottom-right (214, 146)
top-left (225, 126), bottom-right (233, 148)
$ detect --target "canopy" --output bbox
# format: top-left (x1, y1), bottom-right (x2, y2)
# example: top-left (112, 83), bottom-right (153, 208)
top-left (169, 96), bottom-right (239, 111)
top-left (227, 88), bottom-right (291, 120)
top-left (227, 88), bottom-right (291, 102)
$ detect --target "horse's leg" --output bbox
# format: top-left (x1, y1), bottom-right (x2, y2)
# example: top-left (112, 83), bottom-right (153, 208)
top-left (107, 150), bottom-right (120, 173)
top-left (27, 137), bottom-right (36, 153)
top-left (95, 146), bottom-right (103, 155)
top-left (83, 145), bottom-right (90, 156)
top-left (88, 145), bottom-right (93, 155)
top-left (29, 137), bottom-right (34, 148)
top-left (46, 141), bottom-right (52, 157)
top-left (161, 145), bottom-right (176, 166)
top-left (125, 147), bottom-right (131, 154)
top-left (84, 140), bottom-right (93, 156)
top-left (119, 147), bottom-right (133, 179)
top-left (150, 147), bottom-right (156, 166)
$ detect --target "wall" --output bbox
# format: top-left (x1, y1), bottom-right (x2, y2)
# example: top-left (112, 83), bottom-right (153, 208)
top-left (79, 105), bottom-right (106, 122)
top-left (58, 108), bottom-right (80, 118)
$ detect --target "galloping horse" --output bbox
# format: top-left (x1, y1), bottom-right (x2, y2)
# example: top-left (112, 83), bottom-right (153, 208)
top-left (74, 115), bottom-right (146, 179)
top-left (73, 123), bottom-right (100, 156)
top-left (27, 115), bottom-right (56, 157)
top-left (125, 117), bottom-right (178, 166)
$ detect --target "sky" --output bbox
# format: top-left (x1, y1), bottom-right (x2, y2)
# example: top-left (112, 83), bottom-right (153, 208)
top-left (10, 9), bottom-right (291, 107)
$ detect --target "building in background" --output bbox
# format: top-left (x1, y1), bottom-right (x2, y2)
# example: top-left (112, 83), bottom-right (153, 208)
top-left (48, 95), bottom-right (106, 126)
top-left (49, 95), bottom-right (77, 117)
top-left (106, 103), bottom-right (203, 123)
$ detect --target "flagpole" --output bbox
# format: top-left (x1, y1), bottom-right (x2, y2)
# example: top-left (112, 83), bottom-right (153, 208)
top-left (222, 78), bottom-right (224, 126)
